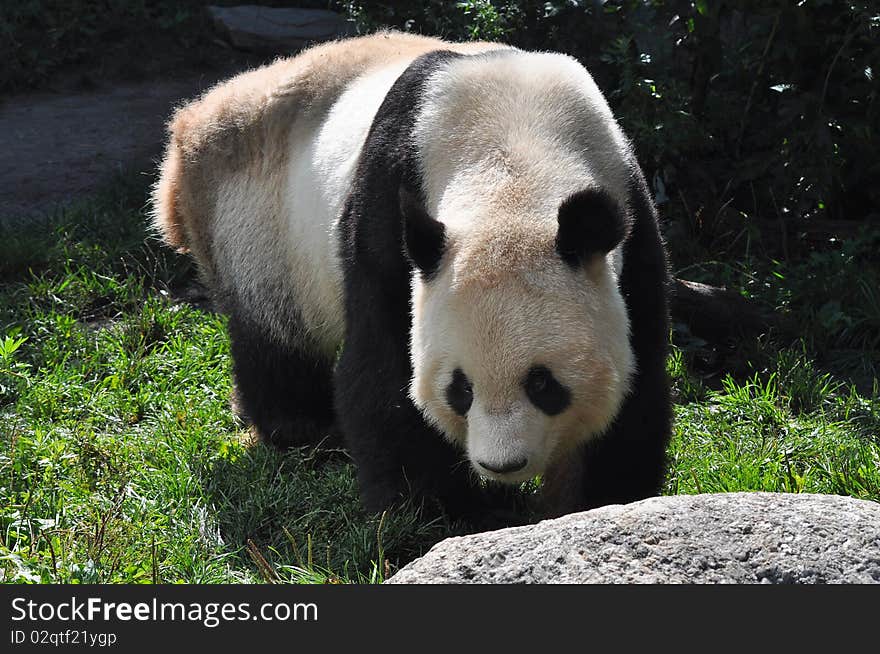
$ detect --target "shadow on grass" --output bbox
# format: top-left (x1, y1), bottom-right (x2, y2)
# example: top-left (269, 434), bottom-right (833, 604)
top-left (198, 435), bottom-right (458, 582)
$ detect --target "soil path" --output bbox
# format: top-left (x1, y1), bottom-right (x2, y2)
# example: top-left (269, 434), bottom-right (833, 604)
top-left (1, 72), bottom-right (231, 218)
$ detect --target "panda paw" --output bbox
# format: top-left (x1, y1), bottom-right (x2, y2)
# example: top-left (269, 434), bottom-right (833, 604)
top-left (256, 417), bottom-right (343, 451)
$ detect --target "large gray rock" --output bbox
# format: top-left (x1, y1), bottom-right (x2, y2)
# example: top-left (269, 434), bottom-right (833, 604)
top-left (387, 493), bottom-right (880, 584)
top-left (208, 5), bottom-right (356, 53)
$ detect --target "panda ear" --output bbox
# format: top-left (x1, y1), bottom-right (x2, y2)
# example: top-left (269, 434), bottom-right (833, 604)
top-left (555, 188), bottom-right (627, 268)
top-left (400, 185), bottom-right (447, 279)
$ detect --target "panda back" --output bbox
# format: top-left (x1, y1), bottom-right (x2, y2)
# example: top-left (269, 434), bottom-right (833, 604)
top-left (151, 33), bottom-right (505, 351)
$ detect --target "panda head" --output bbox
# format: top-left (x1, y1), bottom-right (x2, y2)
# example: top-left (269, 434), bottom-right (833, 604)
top-left (401, 48), bottom-right (641, 483)
top-left (402, 184), bottom-right (635, 484)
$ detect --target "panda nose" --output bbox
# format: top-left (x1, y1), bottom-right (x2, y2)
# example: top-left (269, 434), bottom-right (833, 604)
top-left (478, 458), bottom-right (528, 474)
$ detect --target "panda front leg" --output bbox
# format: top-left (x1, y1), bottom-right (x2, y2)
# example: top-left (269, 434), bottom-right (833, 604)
top-left (577, 363), bottom-right (673, 510)
top-left (542, 377), bottom-right (670, 517)
top-left (226, 312), bottom-right (337, 449)
top-left (333, 328), bottom-right (481, 519)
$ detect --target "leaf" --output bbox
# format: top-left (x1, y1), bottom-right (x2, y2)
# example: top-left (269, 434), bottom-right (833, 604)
top-left (0, 333), bottom-right (28, 359)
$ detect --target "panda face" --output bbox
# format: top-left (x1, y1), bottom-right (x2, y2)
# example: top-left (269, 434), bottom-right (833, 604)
top-left (409, 243), bottom-right (634, 484)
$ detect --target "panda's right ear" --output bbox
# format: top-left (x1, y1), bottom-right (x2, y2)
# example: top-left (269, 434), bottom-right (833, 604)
top-left (555, 188), bottom-right (627, 268)
top-left (400, 186), bottom-right (447, 279)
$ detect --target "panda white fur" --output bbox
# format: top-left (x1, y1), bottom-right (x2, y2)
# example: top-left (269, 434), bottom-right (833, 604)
top-left (152, 32), bottom-right (672, 521)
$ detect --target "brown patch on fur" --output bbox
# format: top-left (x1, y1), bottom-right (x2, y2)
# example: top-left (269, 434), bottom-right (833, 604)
top-left (152, 144), bottom-right (186, 250)
top-left (453, 221), bottom-right (557, 289)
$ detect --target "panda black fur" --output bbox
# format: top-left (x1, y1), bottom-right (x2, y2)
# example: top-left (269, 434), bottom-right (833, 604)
top-left (152, 32), bottom-right (672, 521)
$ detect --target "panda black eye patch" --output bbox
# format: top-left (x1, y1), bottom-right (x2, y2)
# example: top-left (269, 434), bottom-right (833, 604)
top-left (445, 368), bottom-right (473, 416)
top-left (524, 366), bottom-right (571, 416)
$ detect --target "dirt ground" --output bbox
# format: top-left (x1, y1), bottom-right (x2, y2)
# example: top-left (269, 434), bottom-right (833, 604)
top-left (0, 71), bottom-right (235, 219)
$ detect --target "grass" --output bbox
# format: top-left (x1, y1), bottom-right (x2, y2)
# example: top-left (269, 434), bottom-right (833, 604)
top-left (1, 175), bottom-right (878, 584)
top-left (666, 352), bottom-right (880, 499)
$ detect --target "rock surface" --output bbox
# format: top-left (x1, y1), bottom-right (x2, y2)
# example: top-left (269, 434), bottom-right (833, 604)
top-left (209, 5), bottom-right (355, 53)
top-left (387, 493), bottom-right (880, 584)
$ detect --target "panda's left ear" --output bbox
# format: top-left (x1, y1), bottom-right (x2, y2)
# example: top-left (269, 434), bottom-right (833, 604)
top-left (555, 188), bottom-right (628, 268)
top-left (400, 186), bottom-right (447, 279)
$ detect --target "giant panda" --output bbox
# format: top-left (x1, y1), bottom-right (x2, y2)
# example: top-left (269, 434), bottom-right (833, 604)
top-left (152, 31), bottom-right (672, 521)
